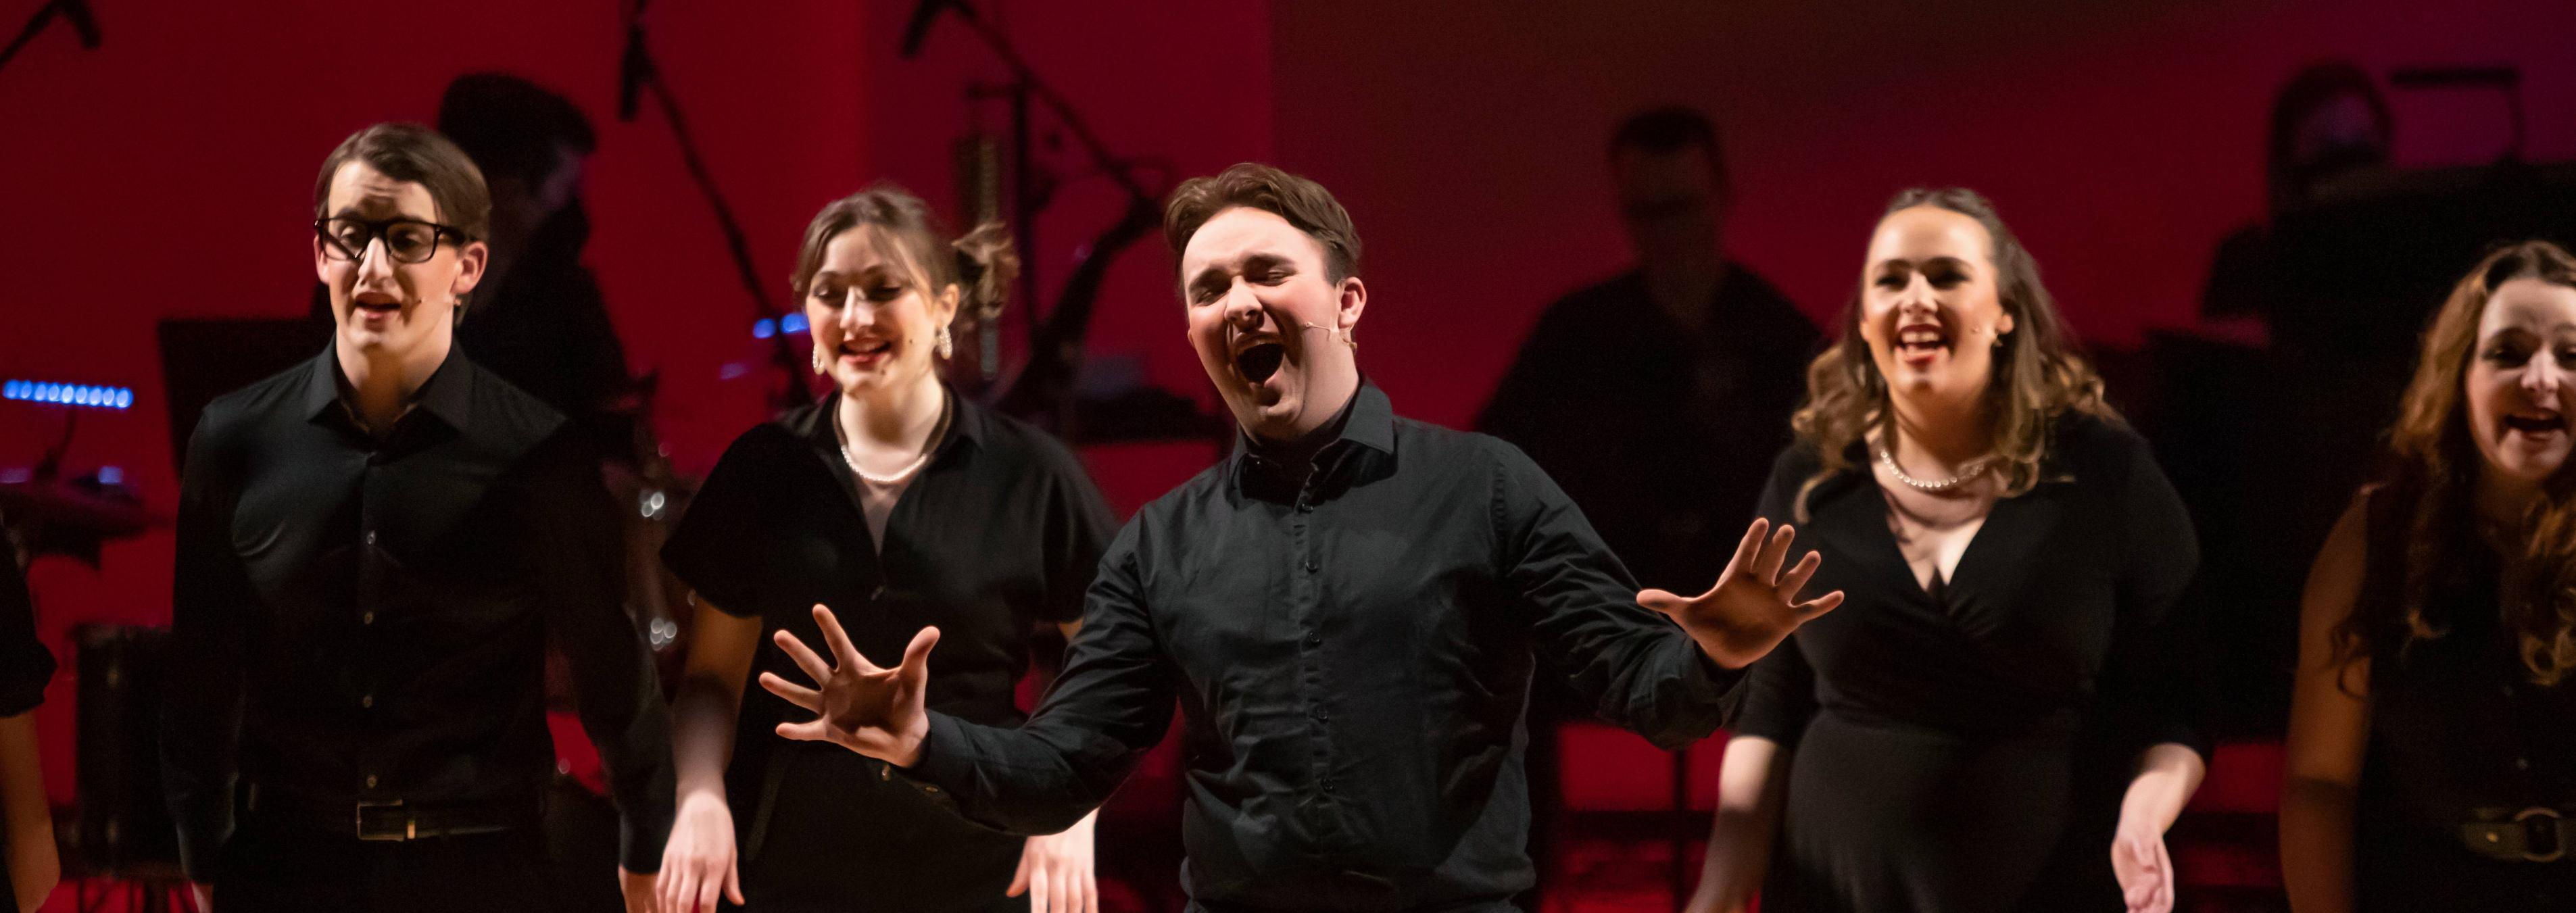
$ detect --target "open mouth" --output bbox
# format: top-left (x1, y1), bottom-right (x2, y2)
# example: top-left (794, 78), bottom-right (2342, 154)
top-left (2504, 413), bottom-right (2566, 437)
top-left (1895, 324), bottom-right (1949, 358)
top-left (1234, 341), bottom-right (1285, 385)
top-left (840, 337), bottom-right (894, 362)
top-left (353, 295), bottom-right (401, 316)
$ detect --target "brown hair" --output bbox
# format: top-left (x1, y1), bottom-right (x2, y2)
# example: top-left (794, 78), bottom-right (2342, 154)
top-left (1789, 187), bottom-right (2116, 520)
top-left (1163, 162), bottom-right (1362, 285)
top-left (788, 184), bottom-right (1019, 329)
top-left (312, 122), bottom-right (491, 242)
top-left (2339, 240), bottom-right (2576, 686)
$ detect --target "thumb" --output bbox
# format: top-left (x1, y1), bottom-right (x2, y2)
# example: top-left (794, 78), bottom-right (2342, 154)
top-left (1636, 589), bottom-right (1688, 618)
top-left (903, 626), bottom-right (943, 670)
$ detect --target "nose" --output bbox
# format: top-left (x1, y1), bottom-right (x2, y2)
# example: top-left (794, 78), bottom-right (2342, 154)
top-left (1221, 280), bottom-right (1267, 331)
top-left (2527, 352), bottom-right (2566, 400)
top-left (355, 236), bottom-right (397, 284)
top-left (1895, 274), bottom-right (1937, 318)
top-left (837, 289), bottom-right (878, 331)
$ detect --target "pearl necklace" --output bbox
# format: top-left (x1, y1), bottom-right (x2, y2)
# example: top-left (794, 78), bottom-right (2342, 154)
top-left (837, 399), bottom-right (950, 486)
top-left (1875, 442), bottom-right (1991, 493)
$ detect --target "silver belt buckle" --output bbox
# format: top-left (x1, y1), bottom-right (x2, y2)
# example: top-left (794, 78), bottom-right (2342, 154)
top-left (2514, 806), bottom-right (2565, 863)
top-left (355, 799), bottom-right (412, 842)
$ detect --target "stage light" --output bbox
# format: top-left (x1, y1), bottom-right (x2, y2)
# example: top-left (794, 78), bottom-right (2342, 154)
top-left (97, 466), bottom-right (122, 485)
top-left (3, 378), bottom-right (134, 410)
top-left (752, 318), bottom-right (778, 340)
top-left (781, 313), bottom-right (809, 334)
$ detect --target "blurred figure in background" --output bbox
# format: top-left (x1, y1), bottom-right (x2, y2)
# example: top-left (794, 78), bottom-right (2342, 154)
top-left (1477, 105), bottom-right (1818, 898)
top-left (2283, 241), bottom-right (2576, 912)
top-left (2200, 59), bottom-right (2396, 335)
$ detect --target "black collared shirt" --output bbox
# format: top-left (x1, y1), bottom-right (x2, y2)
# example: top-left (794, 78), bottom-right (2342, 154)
top-left (905, 383), bottom-right (1736, 911)
top-left (162, 345), bottom-right (675, 880)
top-left (657, 391), bottom-right (1115, 906)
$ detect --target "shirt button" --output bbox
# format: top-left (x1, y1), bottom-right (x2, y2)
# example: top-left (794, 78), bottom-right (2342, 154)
top-left (361, 694), bottom-right (374, 709)
top-left (361, 611), bottom-right (376, 626)
top-left (1305, 633), bottom-right (1323, 647)
top-left (1303, 559), bottom-right (1320, 572)
top-left (2517, 758), bottom-right (2532, 771)
top-left (364, 774), bottom-right (379, 789)
top-left (364, 530), bottom-right (378, 546)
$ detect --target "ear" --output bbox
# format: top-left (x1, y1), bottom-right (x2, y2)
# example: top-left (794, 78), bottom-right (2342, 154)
top-left (1995, 309), bottom-right (2017, 340)
top-left (450, 241), bottom-right (490, 300)
top-left (1336, 276), bottom-right (1368, 333)
top-left (313, 232), bottom-right (332, 285)
top-left (933, 282), bottom-right (963, 328)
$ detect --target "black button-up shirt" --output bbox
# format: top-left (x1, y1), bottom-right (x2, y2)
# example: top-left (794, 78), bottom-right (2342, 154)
top-left (162, 345), bottom-right (675, 880)
top-left (904, 383), bottom-right (1737, 911)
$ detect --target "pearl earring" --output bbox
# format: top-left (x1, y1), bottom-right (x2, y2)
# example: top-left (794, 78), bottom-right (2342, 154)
top-left (936, 325), bottom-right (954, 360)
top-left (812, 347), bottom-right (828, 374)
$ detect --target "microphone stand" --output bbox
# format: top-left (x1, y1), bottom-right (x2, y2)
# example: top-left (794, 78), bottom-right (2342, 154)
top-left (618, 0), bottom-right (812, 415)
top-left (918, 0), bottom-right (1165, 437)
top-left (0, 0), bottom-right (96, 77)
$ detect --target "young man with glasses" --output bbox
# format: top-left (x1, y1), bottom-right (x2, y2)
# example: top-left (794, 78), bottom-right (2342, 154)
top-left (161, 122), bottom-right (673, 913)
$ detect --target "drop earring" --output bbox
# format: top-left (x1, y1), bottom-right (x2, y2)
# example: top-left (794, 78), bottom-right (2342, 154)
top-left (936, 325), bottom-right (955, 360)
top-left (813, 347), bottom-right (829, 374)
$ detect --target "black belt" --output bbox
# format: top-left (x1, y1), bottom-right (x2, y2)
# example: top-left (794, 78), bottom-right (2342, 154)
top-left (2462, 806), bottom-right (2576, 863)
top-left (246, 783), bottom-right (536, 843)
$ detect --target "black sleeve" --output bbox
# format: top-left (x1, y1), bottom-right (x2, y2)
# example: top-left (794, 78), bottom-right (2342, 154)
top-left (660, 430), bottom-right (783, 620)
top-left (1725, 447), bottom-right (1822, 743)
top-left (1032, 438), bottom-right (1119, 625)
top-left (902, 522), bottom-right (1177, 835)
top-left (161, 418), bottom-right (253, 883)
top-left (1490, 438), bottom-right (1734, 749)
top-left (0, 553), bottom-right (52, 718)
top-left (2096, 430), bottom-right (2212, 762)
top-left (529, 432), bottom-right (677, 873)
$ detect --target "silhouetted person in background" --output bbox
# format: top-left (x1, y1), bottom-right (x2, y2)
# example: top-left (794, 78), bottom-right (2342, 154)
top-left (312, 73), bottom-right (632, 453)
top-left (1477, 106), bottom-right (1818, 899)
top-left (2200, 59), bottom-right (2395, 332)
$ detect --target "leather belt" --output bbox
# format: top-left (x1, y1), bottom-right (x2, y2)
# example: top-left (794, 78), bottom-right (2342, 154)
top-left (2462, 806), bottom-right (2576, 863)
top-left (247, 783), bottom-right (534, 843)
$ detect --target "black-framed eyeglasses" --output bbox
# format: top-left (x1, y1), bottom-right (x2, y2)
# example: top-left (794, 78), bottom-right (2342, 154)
top-left (313, 216), bottom-right (472, 264)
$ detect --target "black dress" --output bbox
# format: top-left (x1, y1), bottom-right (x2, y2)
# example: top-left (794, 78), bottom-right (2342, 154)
top-left (0, 554), bottom-right (53, 907)
top-left (2352, 489), bottom-right (2576, 911)
top-left (1732, 414), bottom-right (2209, 913)
top-left (660, 391), bottom-right (1117, 912)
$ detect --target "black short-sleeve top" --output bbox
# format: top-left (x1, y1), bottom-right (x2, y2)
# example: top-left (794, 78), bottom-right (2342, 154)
top-left (660, 390), bottom-right (1117, 788)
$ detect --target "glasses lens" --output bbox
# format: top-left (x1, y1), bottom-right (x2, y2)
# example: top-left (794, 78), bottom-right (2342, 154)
top-left (319, 218), bottom-right (368, 260)
top-left (385, 222), bottom-right (441, 264)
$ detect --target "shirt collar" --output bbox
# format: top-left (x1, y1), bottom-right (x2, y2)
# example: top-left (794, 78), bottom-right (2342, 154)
top-left (301, 341), bottom-right (474, 430)
top-left (1230, 378), bottom-right (1396, 495)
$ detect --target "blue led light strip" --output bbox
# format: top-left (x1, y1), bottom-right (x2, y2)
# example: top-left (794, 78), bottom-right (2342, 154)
top-left (3, 379), bottom-right (135, 410)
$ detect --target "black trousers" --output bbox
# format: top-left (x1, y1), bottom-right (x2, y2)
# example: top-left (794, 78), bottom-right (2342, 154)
top-left (215, 810), bottom-right (556, 913)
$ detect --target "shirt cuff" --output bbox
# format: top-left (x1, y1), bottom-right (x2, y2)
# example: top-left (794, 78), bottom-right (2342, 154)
top-left (890, 712), bottom-right (973, 815)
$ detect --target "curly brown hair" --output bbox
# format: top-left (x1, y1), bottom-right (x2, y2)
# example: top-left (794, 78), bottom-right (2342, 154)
top-left (1789, 188), bottom-right (2116, 520)
top-left (2339, 240), bottom-right (2576, 686)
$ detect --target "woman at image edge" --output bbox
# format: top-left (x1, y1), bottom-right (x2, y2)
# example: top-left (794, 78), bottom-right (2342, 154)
top-left (2282, 241), bottom-right (2576, 912)
top-left (1690, 187), bottom-right (2208, 913)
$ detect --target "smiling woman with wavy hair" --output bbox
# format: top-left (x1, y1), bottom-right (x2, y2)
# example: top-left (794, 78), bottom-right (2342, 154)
top-left (2283, 240), bottom-right (2576, 913)
top-left (1693, 187), bottom-right (2207, 913)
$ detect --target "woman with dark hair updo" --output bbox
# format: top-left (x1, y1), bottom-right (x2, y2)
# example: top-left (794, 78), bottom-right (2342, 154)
top-left (2282, 241), bottom-right (2576, 912)
top-left (653, 185), bottom-right (1118, 912)
top-left (1688, 189), bottom-right (2210, 913)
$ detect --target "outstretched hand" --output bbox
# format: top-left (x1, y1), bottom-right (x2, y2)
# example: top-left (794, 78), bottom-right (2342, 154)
top-left (1639, 518), bottom-right (1843, 669)
top-left (758, 604), bottom-right (940, 767)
